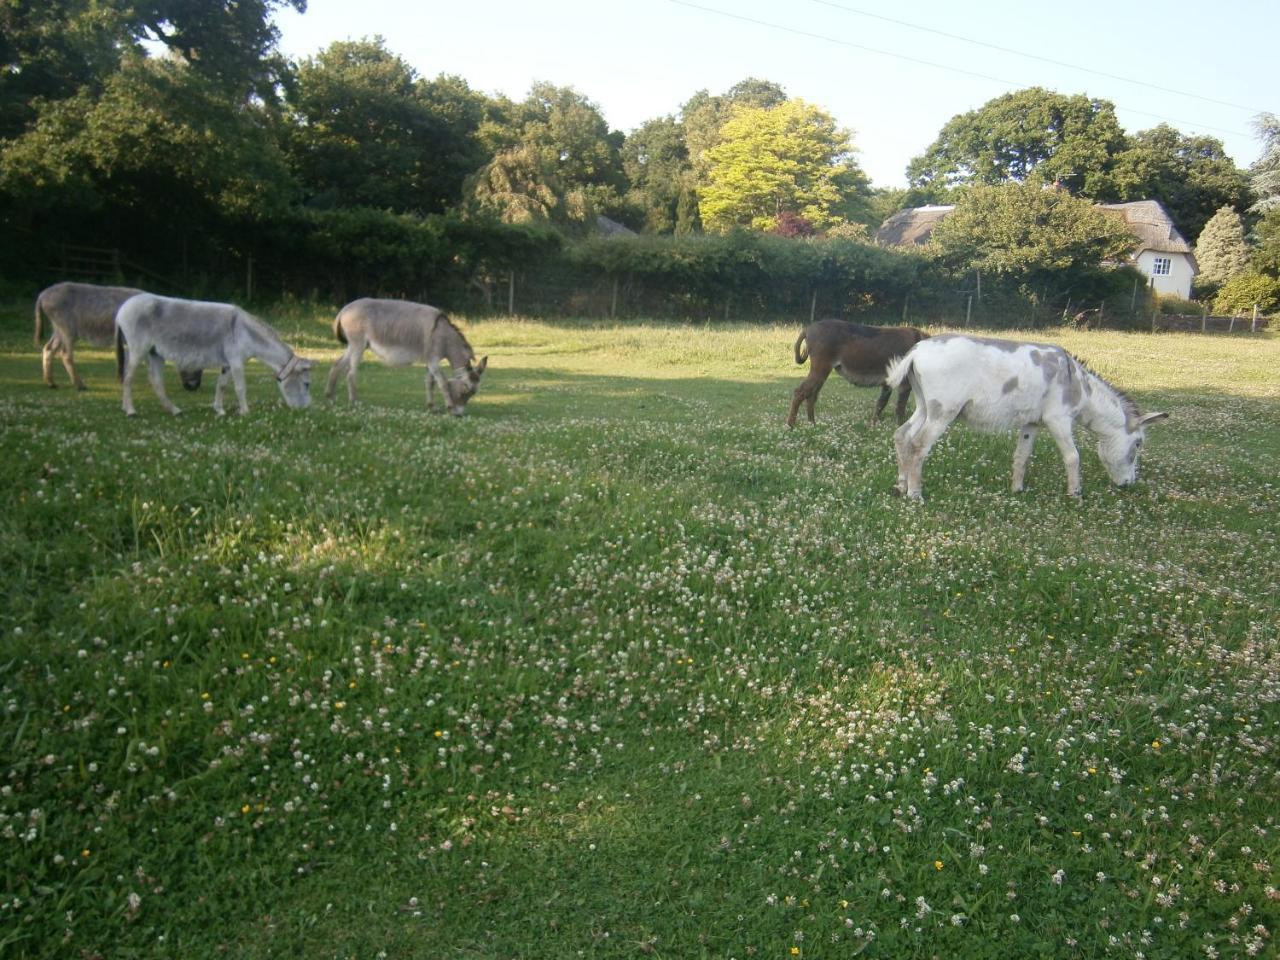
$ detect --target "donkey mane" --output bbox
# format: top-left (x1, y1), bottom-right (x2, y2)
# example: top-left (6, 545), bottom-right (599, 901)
top-left (1070, 352), bottom-right (1139, 419)
top-left (437, 312), bottom-right (470, 354)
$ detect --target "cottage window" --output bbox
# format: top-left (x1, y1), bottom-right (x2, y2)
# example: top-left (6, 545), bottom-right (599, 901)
top-left (1152, 257), bottom-right (1172, 276)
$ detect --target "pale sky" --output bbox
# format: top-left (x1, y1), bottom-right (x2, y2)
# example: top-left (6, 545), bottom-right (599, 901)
top-left (273, 0), bottom-right (1277, 189)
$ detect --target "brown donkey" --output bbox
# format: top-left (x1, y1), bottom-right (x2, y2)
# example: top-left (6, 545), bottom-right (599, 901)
top-left (787, 319), bottom-right (928, 428)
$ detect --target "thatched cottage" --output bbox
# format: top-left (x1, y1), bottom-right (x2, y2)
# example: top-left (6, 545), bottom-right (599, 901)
top-left (875, 198), bottom-right (1197, 298)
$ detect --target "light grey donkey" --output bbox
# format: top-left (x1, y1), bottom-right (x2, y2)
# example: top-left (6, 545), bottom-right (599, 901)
top-left (115, 294), bottom-right (313, 416)
top-left (885, 334), bottom-right (1168, 500)
top-left (326, 298), bottom-right (488, 415)
top-left (34, 281), bottom-right (202, 391)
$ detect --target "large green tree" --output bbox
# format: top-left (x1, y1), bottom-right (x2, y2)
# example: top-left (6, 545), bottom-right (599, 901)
top-left (1110, 124), bottom-right (1250, 242)
top-left (466, 83), bottom-right (625, 230)
top-left (0, 0), bottom-right (304, 135)
top-left (699, 98), bottom-right (870, 233)
top-left (284, 38), bottom-right (487, 214)
top-left (907, 88), bottom-right (1127, 197)
top-left (0, 54), bottom-right (294, 260)
top-left (929, 182), bottom-right (1136, 285)
top-left (621, 116), bottom-right (697, 234)
top-left (1194, 207), bottom-right (1251, 292)
top-left (1250, 112), bottom-right (1280, 213)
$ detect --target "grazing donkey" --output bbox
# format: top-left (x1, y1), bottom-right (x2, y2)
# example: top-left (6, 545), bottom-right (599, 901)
top-left (885, 334), bottom-right (1168, 500)
top-left (115, 294), bottom-right (313, 416)
top-left (787, 319), bottom-right (928, 428)
top-left (34, 281), bottom-right (202, 391)
top-left (326, 298), bottom-right (488, 415)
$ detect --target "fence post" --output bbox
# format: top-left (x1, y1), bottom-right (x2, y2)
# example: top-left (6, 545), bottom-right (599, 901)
top-left (611, 276), bottom-right (619, 319)
top-left (507, 272), bottom-right (515, 316)
top-left (902, 293), bottom-right (909, 324)
top-left (809, 289), bottom-right (817, 323)
top-left (1253, 303), bottom-right (1259, 333)
top-left (965, 294), bottom-right (972, 327)
top-left (975, 269), bottom-right (981, 303)
top-left (1131, 276), bottom-right (1139, 314)
top-left (1201, 304), bottom-right (1207, 334)
top-left (246, 255), bottom-right (254, 302)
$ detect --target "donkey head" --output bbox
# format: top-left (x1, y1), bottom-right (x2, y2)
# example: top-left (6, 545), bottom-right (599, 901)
top-left (1098, 410), bottom-right (1169, 486)
top-left (276, 356), bottom-right (315, 409)
top-left (443, 355), bottom-right (488, 416)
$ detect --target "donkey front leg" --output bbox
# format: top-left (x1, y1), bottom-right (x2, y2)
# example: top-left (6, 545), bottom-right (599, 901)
top-left (870, 384), bottom-right (893, 426)
top-left (426, 362), bottom-right (450, 413)
top-left (212, 367), bottom-right (231, 416)
top-left (62, 341), bottom-right (88, 391)
top-left (146, 352), bottom-right (182, 416)
top-left (1046, 419), bottom-right (1083, 497)
top-left (1011, 426), bottom-right (1038, 492)
top-left (229, 363), bottom-right (250, 415)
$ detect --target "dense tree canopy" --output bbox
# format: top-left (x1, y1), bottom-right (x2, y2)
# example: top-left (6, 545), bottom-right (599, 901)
top-left (1250, 113), bottom-right (1280, 213)
top-left (907, 88), bottom-right (1127, 197)
top-left (929, 183), bottom-right (1136, 285)
top-left (285, 38), bottom-right (487, 214)
top-left (1110, 125), bottom-right (1250, 242)
top-left (466, 83), bottom-right (625, 230)
top-left (1194, 207), bottom-right (1250, 291)
top-left (699, 99), bottom-right (870, 233)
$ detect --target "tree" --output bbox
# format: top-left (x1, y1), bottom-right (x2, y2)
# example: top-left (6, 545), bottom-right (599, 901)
top-left (0, 53), bottom-right (294, 265)
top-left (285, 38), bottom-right (487, 214)
top-left (929, 182), bottom-right (1136, 285)
top-left (1194, 207), bottom-right (1251, 292)
top-left (907, 88), bottom-right (1126, 197)
top-left (1110, 124), bottom-right (1250, 241)
top-left (1213, 271), bottom-right (1280, 315)
top-left (699, 98), bottom-right (870, 233)
top-left (466, 83), bottom-right (625, 230)
top-left (0, 0), bottom-right (304, 133)
top-left (622, 116), bottom-right (695, 233)
top-left (1250, 113), bottom-right (1280, 213)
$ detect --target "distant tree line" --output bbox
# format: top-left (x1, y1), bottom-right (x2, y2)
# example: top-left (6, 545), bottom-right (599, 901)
top-left (2, 4), bottom-right (1277, 319)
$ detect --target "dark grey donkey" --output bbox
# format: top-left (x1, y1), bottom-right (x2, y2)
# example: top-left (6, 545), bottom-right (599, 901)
top-left (325, 298), bottom-right (488, 415)
top-left (35, 281), bottom-right (201, 391)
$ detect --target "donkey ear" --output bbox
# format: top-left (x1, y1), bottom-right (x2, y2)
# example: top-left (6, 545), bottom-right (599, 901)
top-left (1139, 411), bottom-right (1169, 426)
top-left (475, 355), bottom-right (488, 375)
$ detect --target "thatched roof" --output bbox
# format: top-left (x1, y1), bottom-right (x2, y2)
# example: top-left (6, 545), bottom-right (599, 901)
top-left (874, 205), bottom-right (954, 246)
top-left (595, 215), bottom-right (637, 238)
top-left (1094, 200), bottom-right (1193, 255)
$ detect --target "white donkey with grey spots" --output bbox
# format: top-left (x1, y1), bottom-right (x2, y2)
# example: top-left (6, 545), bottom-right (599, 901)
top-left (115, 294), bottom-right (313, 416)
top-left (885, 334), bottom-right (1167, 500)
top-left (326, 298), bottom-right (487, 415)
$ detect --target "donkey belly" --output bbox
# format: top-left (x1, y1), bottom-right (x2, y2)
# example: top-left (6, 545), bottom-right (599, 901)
top-left (834, 364), bottom-right (885, 387)
top-left (368, 340), bottom-right (422, 367)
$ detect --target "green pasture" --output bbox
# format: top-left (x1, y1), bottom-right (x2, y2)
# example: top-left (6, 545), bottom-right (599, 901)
top-left (2, 303), bottom-right (1278, 959)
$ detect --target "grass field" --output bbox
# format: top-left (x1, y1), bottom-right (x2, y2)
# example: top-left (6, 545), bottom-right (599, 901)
top-left (2, 302), bottom-right (1278, 959)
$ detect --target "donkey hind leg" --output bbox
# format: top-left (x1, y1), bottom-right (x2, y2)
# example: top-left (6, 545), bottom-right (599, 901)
top-left (1011, 426), bottom-right (1039, 492)
top-left (787, 363), bottom-right (832, 428)
top-left (62, 340), bottom-right (88, 391)
top-left (896, 410), bottom-right (953, 501)
top-left (121, 345), bottom-right (145, 416)
top-left (146, 352), bottom-right (181, 416)
top-left (41, 333), bottom-right (60, 387)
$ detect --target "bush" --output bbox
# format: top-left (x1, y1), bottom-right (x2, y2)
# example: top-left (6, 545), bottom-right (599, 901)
top-left (1156, 294), bottom-right (1203, 315)
top-left (1214, 272), bottom-right (1280, 316)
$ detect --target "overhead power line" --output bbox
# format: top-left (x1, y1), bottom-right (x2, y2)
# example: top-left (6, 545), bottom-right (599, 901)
top-left (668, 0), bottom-right (1251, 139)
top-left (804, 0), bottom-right (1268, 115)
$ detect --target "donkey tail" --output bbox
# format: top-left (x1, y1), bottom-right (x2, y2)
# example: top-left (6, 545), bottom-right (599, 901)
top-left (793, 331), bottom-right (809, 365)
top-left (115, 325), bottom-right (126, 383)
top-left (884, 352), bottom-right (914, 390)
top-left (34, 293), bottom-right (46, 346)
top-left (333, 309), bottom-right (348, 345)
